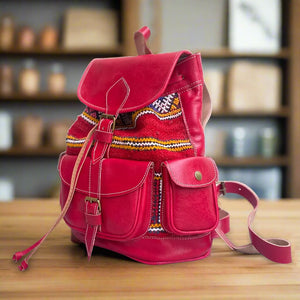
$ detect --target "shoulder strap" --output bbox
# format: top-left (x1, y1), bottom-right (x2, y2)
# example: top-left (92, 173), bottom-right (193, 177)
top-left (215, 181), bottom-right (292, 264)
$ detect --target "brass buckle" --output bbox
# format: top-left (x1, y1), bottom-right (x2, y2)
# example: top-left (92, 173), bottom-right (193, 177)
top-left (100, 114), bottom-right (116, 131)
top-left (85, 196), bottom-right (101, 211)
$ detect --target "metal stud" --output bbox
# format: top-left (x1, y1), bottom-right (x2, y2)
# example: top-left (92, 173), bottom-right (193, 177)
top-left (194, 171), bottom-right (202, 181)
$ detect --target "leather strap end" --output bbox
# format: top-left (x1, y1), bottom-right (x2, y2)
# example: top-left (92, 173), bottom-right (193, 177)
top-left (18, 260), bottom-right (28, 271)
top-left (134, 26), bottom-right (152, 56)
top-left (12, 252), bottom-right (23, 262)
top-left (137, 26), bottom-right (151, 40)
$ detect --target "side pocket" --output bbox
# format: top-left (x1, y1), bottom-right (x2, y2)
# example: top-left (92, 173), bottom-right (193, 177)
top-left (59, 154), bottom-right (154, 241)
top-left (162, 157), bottom-right (219, 235)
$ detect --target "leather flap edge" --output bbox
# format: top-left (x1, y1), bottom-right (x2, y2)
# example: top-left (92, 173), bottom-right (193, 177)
top-left (162, 157), bottom-right (218, 188)
top-left (59, 154), bottom-right (154, 196)
top-left (77, 51), bottom-right (191, 113)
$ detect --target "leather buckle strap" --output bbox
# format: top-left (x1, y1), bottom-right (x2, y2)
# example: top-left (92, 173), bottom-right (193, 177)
top-left (85, 196), bottom-right (102, 260)
top-left (100, 114), bottom-right (116, 131)
top-left (85, 196), bottom-right (101, 211)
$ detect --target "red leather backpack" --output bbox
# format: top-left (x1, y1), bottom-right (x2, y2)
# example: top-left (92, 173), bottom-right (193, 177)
top-left (13, 27), bottom-right (291, 271)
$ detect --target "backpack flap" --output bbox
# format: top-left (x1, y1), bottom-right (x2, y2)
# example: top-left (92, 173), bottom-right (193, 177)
top-left (162, 157), bottom-right (219, 235)
top-left (77, 51), bottom-right (191, 113)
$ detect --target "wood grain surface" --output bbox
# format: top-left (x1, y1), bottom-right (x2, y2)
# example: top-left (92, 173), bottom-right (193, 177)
top-left (0, 199), bottom-right (299, 299)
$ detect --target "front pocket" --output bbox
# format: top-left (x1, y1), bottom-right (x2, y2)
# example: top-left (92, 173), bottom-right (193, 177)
top-left (59, 154), bottom-right (154, 241)
top-left (162, 157), bottom-right (219, 235)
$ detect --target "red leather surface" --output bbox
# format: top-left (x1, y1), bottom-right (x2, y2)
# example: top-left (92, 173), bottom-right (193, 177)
top-left (164, 54), bottom-right (205, 156)
top-left (162, 157), bottom-right (219, 235)
top-left (71, 229), bottom-right (213, 265)
top-left (59, 155), bottom-right (154, 241)
top-left (59, 154), bottom-right (153, 196)
top-left (77, 51), bottom-right (191, 113)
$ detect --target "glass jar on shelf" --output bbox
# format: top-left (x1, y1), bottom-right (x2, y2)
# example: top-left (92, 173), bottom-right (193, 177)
top-left (228, 127), bottom-right (248, 157)
top-left (39, 25), bottom-right (58, 49)
top-left (0, 15), bottom-right (15, 49)
top-left (18, 59), bottom-right (40, 95)
top-left (17, 26), bottom-right (36, 49)
top-left (259, 127), bottom-right (279, 158)
top-left (47, 63), bottom-right (66, 94)
top-left (0, 64), bottom-right (13, 95)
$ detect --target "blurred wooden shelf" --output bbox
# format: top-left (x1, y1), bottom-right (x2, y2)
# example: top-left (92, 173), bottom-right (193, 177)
top-left (0, 147), bottom-right (63, 157)
top-left (212, 107), bottom-right (290, 118)
top-left (0, 45), bottom-right (123, 57)
top-left (1, 46), bottom-right (289, 59)
top-left (215, 156), bottom-right (289, 167)
top-left (0, 92), bottom-right (77, 102)
top-left (0, 147), bottom-right (289, 168)
top-left (198, 48), bottom-right (290, 59)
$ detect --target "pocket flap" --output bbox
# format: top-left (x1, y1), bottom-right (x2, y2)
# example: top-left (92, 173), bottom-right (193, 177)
top-left (59, 154), bottom-right (153, 196)
top-left (163, 157), bottom-right (218, 188)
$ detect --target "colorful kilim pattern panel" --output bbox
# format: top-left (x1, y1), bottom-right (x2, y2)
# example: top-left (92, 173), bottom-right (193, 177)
top-left (111, 136), bottom-right (192, 152)
top-left (149, 172), bottom-right (163, 233)
top-left (66, 92), bottom-right (195, 234)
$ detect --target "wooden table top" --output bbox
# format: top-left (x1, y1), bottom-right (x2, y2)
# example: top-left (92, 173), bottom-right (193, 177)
top-left (0, 199), bottom-right (299, 299)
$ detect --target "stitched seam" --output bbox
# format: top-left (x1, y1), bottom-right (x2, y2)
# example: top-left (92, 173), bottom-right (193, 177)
top-left (175, 54), bottom-right (197, 66)
top-left (179, 82), bottom-right (203, 95)
top-left (142, 232), bottom-right (211, 240)
top-left (92, 120), bottom-right (111, 164)
top-left (164, 158), bottom-right (217, 187)
top-left (88, 159), bottom-right (92, 197)
top-left (60, 162), bottom-right (154, 196)
top-left (160, 167), bottom-right (172, 234)
top-left (85, 81), bottom-right (202, 113)
top-left (105, 77), bottom-right (130, 115)
top-left (102, 162), bottom-right (153, 196)
top-left (96, 169), bottom-right (154, 241)
top-left (162, 80), bottom-right (202, 96)
top-left (116, 78), bottom-right (131, 115)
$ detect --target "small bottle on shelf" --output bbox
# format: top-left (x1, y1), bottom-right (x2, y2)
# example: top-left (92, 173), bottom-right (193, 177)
top-left (39, 25), bottom-right (58, 50)
top-left (47, 63), bottom-right (66, 94)
top-left (0, 15), bottom-right (15, 49)
top-left (18, 59), bottom-right (40, 95)
top-left (15, 115), bottom-right (44, 149)
top-left (259, 127), bottom-right (279, 158)
top-left (17, 25), bottom-right (36, 49)
top-left (0, 64), bottom-right (13, 95)
top-left (229, 127), bottom-right (247, 158)
top-left (0, 111), bottom-right (13, 150)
